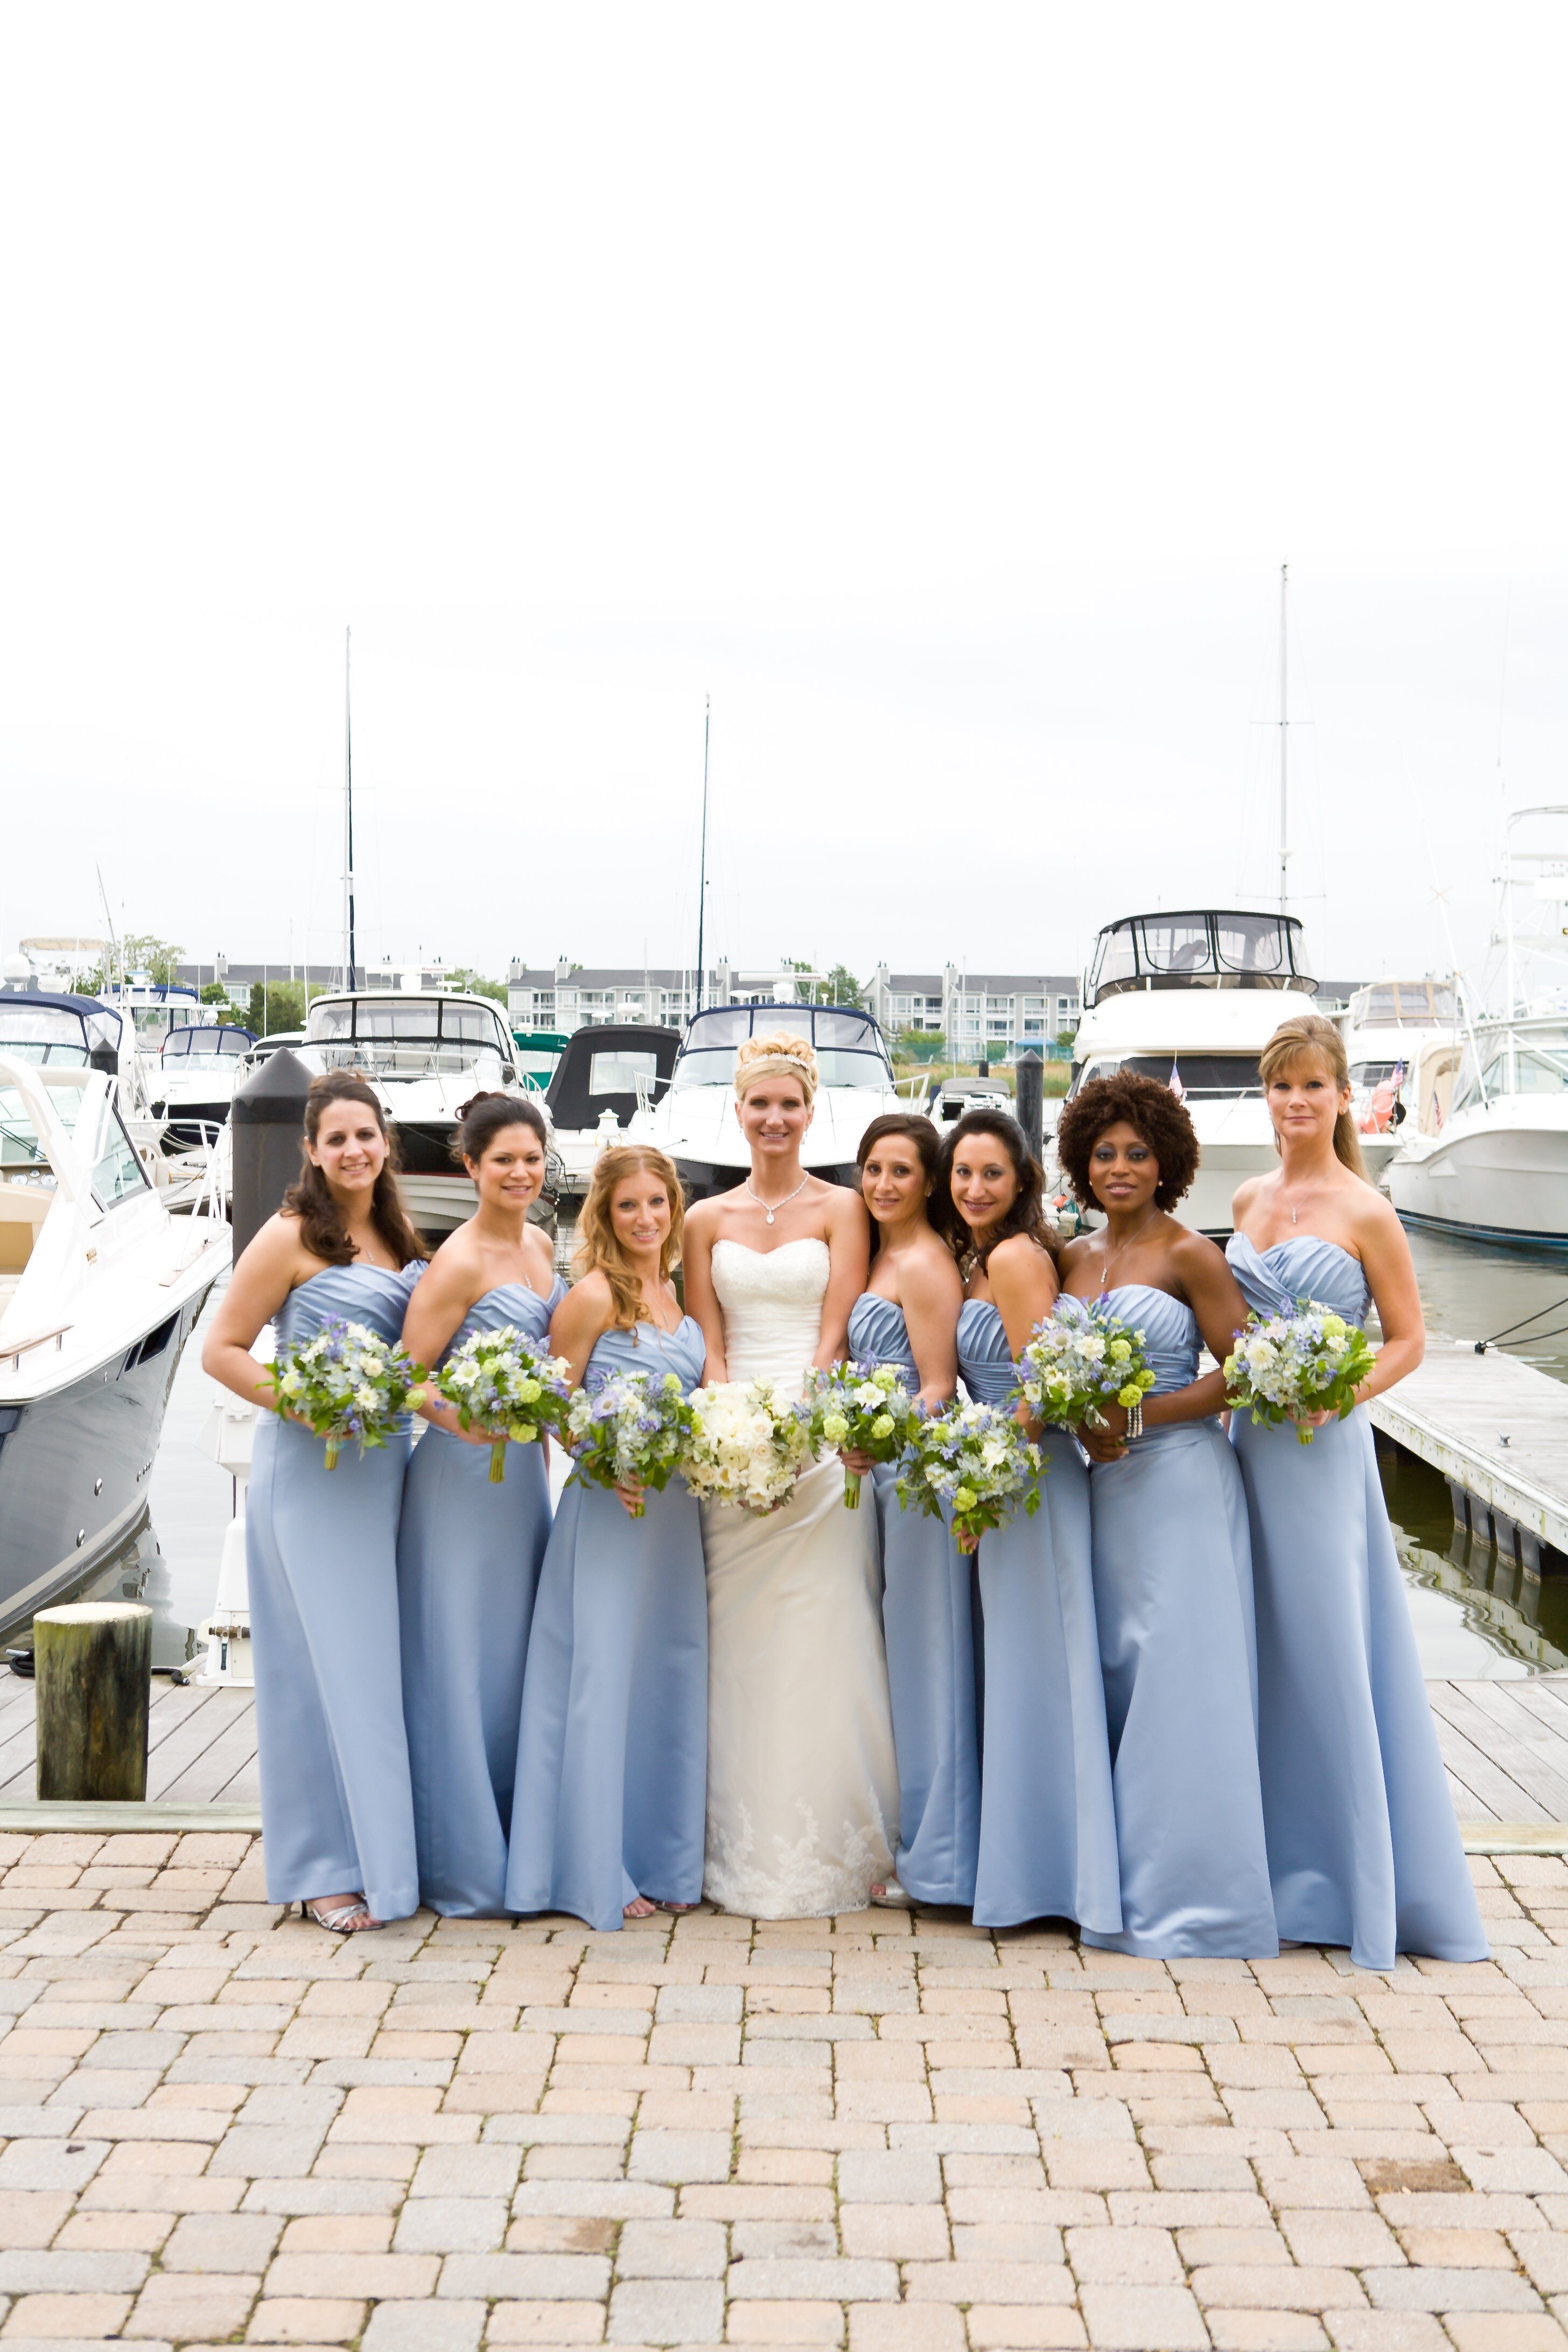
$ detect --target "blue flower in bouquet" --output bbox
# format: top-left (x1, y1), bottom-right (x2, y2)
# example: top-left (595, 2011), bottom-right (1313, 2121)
top-left (895, 1398), bottom-right (1041, 1550)
top-left (1224, 1296), bottom-right (1375, 1445)
top-left (566, 1367), bottom-right (692, 1517)
top-left (269, 1318), bottom-right (422, 1469)
top-left (803, 1359), bottom-right (921, 1509)
top-left (1016, 1294), bottom-right (1157, 1431)
top-left (433, 1326), bottom-right (573, 1481)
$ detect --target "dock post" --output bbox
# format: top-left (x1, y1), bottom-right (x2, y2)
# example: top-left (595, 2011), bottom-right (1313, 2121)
top-left (1016, 1049), bottom-right (1044, 1163)
top-left (33, 1604), bottom-right (152, 1801)
top-left (1446, 1480), bottom-right (1471, 1536)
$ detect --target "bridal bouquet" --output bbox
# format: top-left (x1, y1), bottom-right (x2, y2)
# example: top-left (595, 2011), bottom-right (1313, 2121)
top-left (269, 1318), bottom-right (423, 1469)
top-left (1015, 1295), bottom-right (1158, 1432)
top-left (1224, 1299), bottom-right (1375, 1444)
top-left (432, 1326), bottom-right (573, 1481)
top-left (682, 1378), bottom-right (814, 1515)
top-left (803, 1360), bottom-right (921, 1509)
top-left (897, 1399), bottom-right (1042, 1550)
top-left (567, 1368), bottom-right (691, 1516)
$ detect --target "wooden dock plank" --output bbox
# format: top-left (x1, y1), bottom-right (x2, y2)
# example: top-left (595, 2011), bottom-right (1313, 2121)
top-left (145, 1691), bottom-right (254, 1799)
top-left (1455, 1677), bottom-right (1568, 1792)
top-left (207, 1751), bottom-right (261, 1804)
top-left (1427, 1704), bottom-right (1553, 1822)
top-left (1430, 1683), bottom-right (1568, 1817)
top-left (1446, 1766), bottom-right (1493, 1821)
top-left (1505, 1679), bottom-right (1568, 1745)
top-left (1370, 1339), bottom-right (1568, 1553)
top-left (158, 1695), bottom-right (257, 1803)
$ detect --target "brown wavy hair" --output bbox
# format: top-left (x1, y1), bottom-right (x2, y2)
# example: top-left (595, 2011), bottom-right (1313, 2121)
top-left (1055, 1072), bottom-right (1200, 1212)
top-left (856, 1113), bottom-right (942, 1260)
top-left (282, 1072), bottom-right (426, 1268)
top-left (932, 1109), bottom-right (1054, 1271)
top-left (575, 1146), bottom-right (685, 1331)
top-left (1258, 1012), bottom-right (1367, 1179)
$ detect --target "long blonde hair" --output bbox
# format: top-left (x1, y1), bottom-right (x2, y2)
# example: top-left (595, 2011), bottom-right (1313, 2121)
top-left (575, 1146), bottom-right (685, 1329)
top-left (1258, 1012), bottom-right (1367, 1180)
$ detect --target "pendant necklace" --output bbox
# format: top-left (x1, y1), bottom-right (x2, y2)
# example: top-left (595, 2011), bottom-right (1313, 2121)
top-left (1098, 1207), bottom-right (1160, 1296)
top-left (746, 1173), bottom-right (809, 1226)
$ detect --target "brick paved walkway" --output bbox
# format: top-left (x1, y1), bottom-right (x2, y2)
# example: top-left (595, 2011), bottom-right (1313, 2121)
top-left (0, 1834), bottom-right (1566, 2349)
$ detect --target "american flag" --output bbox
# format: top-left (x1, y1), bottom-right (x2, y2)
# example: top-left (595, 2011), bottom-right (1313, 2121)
top-left (1168, 1057), bottom-right (1185, 1103)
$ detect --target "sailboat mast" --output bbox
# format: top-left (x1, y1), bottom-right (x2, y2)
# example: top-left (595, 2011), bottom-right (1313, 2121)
top-left (344, 627), bottom-right (356, 993)
top-left (1278, 562), bottom-right (1289, 917)
top-left (694, 695), bottom-right (710, 1016)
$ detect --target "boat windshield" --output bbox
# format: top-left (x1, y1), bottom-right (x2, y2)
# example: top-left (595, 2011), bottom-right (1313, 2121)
top-left (1450, 1027), bottom-right (1568, 1114)
top-left (1073, 1053), bottom-right (1263, 1100)
top-left (305, 997), bottom-right (513, 1076)
top-left (1349, 981), bottom-right (1458, 1027)
top-left (669, 1004), bottom-right (894, 1091)
top-left (0, 1004), bottom-right (120, 1067)
top-left (160, 1027), bottom-right (254, 1070)
top-left (1087, 911), bottom-right (1312, 1003)
top-left (0, 1083), bottom-right (54, 1181)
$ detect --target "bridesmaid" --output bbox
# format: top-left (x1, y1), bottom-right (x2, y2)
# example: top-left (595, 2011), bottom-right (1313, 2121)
top-left (1229, 1012), bottom-right (1487, 1968)
top-left (935, 1111), bottom-right (1122, 1935)
top-left (202, 1073), bottom-right (426, 1933)
top-left (505, 1145), bottom-right (708, 1930)
top-left (843, 1115), bottom-right (970, 1909)
top-left (398, 1093), bottom-right (562, 1917)
top-left (1055, 1074), bottom-right (1277, 1958)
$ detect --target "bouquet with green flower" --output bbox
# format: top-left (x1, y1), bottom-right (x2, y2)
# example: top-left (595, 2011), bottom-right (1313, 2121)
top-left (1224, 1298), bottom-right (1375, 1444)
top-left (566, 1367), bottom-right (692, 1516)
top-left (432, 1325), bottom-right (573, 1481)
top-left (682, 1378), bottom-right (814, 1515)
top-left (269, 1317), bottom-right (423, 1469)
top-left (1015, 1294), bottom-right (1158, 1431)
top-left (896, 1398), bottom-right (1042, 1550)
top-left (803, 1359), bottom-right (922, 1509)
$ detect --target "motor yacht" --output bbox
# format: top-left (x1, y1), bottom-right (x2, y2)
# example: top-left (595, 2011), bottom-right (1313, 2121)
top-left (1339, 978), bottom-right (1466, 1184)
top-left (0, 1051), bottom-right (228, 1641)
top-left (1052, 909), bottom-right (1318, 1234)
top-left (148, 1022), bottom-right (256, 1153)
top-left (295, 987), bottom-right (557, 1237)
top-left (626, 1002), bottom-right (901, 1200)
top-left (544, 1024), bottom-right (681, 1201)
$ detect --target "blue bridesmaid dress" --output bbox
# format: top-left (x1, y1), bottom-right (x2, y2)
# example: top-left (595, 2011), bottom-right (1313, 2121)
top-left (247, 1263), bottom-right (424, 1923)
top-left (957, 1300), bottom-right (1122, 1934)
top-left (397, 1275), bottom-right (565, 1916)
top-left (847, 1292), bottom-right (979, 1907)
top-left (1227, 1234), bottom-right (1488, 1968)
top-left (505, 1317), bottom-right (709, 1930)
top-left (1081, 1286), bottom-right (1278, 1959)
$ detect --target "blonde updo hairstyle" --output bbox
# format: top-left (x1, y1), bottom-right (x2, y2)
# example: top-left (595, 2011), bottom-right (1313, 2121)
top-left (733, 1030), bottom-right (818, 1109)
top-left (1258, 1012), bottom-right (1367, 1180)
top-left (575, 1146), bottom-right (686, 1331)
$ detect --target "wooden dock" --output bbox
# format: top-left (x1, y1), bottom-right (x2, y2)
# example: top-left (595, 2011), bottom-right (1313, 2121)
top-left (1370, 1337), bottom-right (1568, 1570)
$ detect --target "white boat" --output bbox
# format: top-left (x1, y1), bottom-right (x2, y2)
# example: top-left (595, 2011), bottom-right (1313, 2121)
top-left (1051, 908), bottom-right (1319, 1235)
top-left (146, 1021), bottom-right (257, 1154)
top-left (543, 1024), bottom-right (681, 1201)
top-left (930, 1078), bottom-right (1014, 1129)
top-left (294, 987), bottom-right (556, 1237)
top-left (626, 1002), bottom-right (901, 1199)
top-left (1340, 978), bottom-right (1466, 1185)
top-left (0, 1050), bottom-right (229, 1641)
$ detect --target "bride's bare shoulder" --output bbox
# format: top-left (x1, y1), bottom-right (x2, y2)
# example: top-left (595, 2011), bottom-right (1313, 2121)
top-left (683, 1196), bottom-right (724, 1244)
top-left (817, 1181), bottom-right (870, 1238)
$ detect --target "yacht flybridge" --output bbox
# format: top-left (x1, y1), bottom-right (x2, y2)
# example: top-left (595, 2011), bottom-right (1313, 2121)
top-left (626, 1003), bottom-right (901, 1201)
top-left (0, 1052), bottom-right (228, 1641)
top-left (295, 988), bottom-right (554, 1236)
top-left (1340, 979), bottom-right (1465, 1184)
top-left (1053, 909), bottom-right (1317, 1234)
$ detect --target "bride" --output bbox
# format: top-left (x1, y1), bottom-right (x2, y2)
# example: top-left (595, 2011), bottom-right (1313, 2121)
top-left (683, 1032), bottom-right (900, 1917)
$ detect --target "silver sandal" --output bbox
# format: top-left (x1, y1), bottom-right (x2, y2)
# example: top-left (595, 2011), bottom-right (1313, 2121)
top-left (299, 1897), bottom-right (382, 1934)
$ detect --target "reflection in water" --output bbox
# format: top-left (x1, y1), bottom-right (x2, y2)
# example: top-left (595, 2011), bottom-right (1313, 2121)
top-left (1406, 1226), bottom-right (1568, 1381)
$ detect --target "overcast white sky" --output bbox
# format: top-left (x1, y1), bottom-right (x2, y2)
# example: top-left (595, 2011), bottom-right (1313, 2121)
top-left (3, 3), bottom-right (1565, 997)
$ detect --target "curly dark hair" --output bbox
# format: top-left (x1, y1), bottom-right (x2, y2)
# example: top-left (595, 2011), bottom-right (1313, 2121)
top-left (1054, 1072), bottom-right (1199, 1213)
top-left (932, 1109), bottom-right (1054, 1269)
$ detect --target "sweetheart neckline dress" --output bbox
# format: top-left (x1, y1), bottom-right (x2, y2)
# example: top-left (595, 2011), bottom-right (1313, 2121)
top-left (1227, 1234), bottom-right (1487, 1968)
top-left (247, 1262), bottom-right (424, 1922)
top-left (1078, 1283), bottom-right (1277, 1958)
top-left (396, 1275), bottom-right (564, 1916)
top-left (702, 1237), bottom-right (899, 1918)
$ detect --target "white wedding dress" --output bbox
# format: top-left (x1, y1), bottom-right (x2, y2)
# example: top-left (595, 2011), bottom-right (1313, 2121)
top-left (703, 1237), bottom-right (900, 1917)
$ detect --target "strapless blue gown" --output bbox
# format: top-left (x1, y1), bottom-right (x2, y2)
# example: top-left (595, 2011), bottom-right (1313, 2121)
top-left (957, 1301), bottom-right (1121, 1934)
top-left (847, 1293), bottom-right (979, 1906)
top-left (1081, 1286), bottom-right (1277, 1958)
top-left (397, 1276), bottom-right (564, 1917)
top-left (505, 1317), bottom-right (709, 1931)
top-left (247, 1262), bottom-right (424, 1922)
top-left (1227, 1234), bottom-right (1488, 1968)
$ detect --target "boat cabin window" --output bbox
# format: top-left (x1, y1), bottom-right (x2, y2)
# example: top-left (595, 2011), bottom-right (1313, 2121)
top-left (0, 1005), bottom-right (108, 1067)
top-left (161, 1027), bottom-right (253, 1069)
top-left (1349, 981), bottom-right (1458, 1027)
top-left (0, 1085), bottom-right (54, 1182)
top-left (1070, 1053), bottom-right (1263, 1099)
top-left (305, 997), bottom-right (512, 1074)
top-left (1086, 911), bottom-right (1308, 1003)
top-left (1140, 919), bottom-right (1213, 975)
top-left (91, 1110), bottom-right (150, 1207)
top-left (1349, 1061), bottom-right (1405, 1089)
top-left (590, 1049), bottom-right (661, 1094)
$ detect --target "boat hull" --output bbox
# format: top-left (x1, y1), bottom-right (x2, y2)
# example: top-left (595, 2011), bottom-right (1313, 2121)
top-left (1387, 1109), bottom-right (1568, 1244)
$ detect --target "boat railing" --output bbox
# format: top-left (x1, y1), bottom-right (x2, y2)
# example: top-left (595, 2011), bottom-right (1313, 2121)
top-left (0, 1321), bottom-right (72, 1371)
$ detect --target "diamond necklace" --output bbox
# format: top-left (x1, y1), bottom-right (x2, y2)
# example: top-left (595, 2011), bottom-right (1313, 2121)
top-left (745, 1172), bottom-right (810, 1226)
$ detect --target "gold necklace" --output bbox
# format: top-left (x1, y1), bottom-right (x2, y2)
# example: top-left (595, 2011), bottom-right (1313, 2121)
top-left (1098, 1208), bottom-right (1160, 1294)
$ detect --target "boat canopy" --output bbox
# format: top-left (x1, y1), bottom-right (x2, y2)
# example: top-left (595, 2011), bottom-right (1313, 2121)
top-left (160, 1024), bottom-right (255, 1059)
top-left (669, 1002), bottom-right (894, 1091)
top-left (546, 1024), bottom-right (681, 1132)
top-left (1085, 912), bottom-right (1315, 1006)
top-left (305, 992), bottom-right (515, 1074)
top-left (1347, 979), bottom-right (1457, 1028)
top-left (0, 992), bottom-right (125, 1070)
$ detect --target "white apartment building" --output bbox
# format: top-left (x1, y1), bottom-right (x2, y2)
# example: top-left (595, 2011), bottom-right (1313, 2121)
top-left (864, 965), bottom-right (1082, 1062)
top-left (507, 963), bottom-right (835, 1035)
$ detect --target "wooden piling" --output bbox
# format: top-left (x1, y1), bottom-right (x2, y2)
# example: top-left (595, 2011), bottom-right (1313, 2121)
top-left (33, 1603), bottom-right (152, 1801)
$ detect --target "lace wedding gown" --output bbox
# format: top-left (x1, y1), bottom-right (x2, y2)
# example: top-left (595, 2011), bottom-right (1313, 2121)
top-left (703, 1237), bottom-right (900, 1917)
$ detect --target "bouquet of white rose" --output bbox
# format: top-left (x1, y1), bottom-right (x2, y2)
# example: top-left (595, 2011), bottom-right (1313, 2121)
top-left (432, 1326), bottom-right (573, 1482)
top-left (1015, 1294), bottom-right (1158, 1432)
top-left (896, 1399), bottom-right (1042, 1550)
top-left (1223, 1298), bottom-right (1375, 1445)
top-left (802, 1359), bottom-right (922, 1509)
top-left (269, 1318), bottom-right (423, 1469)
top-left (566, 1368), bottom-right (691, 1517)
top-left (682, 1378), bottom-right (814, 1515)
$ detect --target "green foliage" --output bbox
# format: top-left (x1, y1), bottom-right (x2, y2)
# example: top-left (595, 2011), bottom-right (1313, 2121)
top-left (895, 1027), bottom-right (946, 1062)
top-left (121, 934), bottom-right (186, 986)
top-left (447, 969), bottom-right (507, 1005)
top-left (248, 979), bottom-right (308, 1035)
top-left (788, 958), bottom-right (863, 1008)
